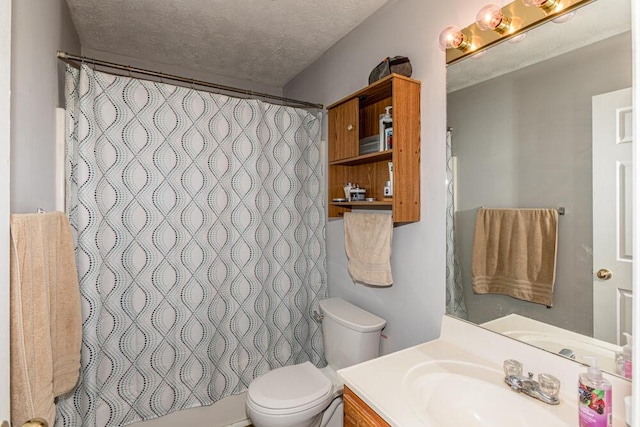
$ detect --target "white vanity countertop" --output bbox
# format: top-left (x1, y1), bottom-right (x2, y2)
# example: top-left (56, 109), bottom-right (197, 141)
top-left (338, 315), bottom-right (632, 427)
top-left (339, 339), bottom-right (476, 426)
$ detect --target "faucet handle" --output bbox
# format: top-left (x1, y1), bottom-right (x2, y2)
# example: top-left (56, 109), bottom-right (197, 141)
top-left (538, 373), bottom-right (561, 398)
top-left (503, 359), bottom-right (523, 377)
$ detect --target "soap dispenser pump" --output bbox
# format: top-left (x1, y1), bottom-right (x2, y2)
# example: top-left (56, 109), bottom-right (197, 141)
top-left (616, 333), bottom-right (633, 379)
top-left (578, 356), bottom-right (612, 427)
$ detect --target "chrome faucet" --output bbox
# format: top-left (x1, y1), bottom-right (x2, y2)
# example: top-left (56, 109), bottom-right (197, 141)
top-left (559, 348), bottom-right (576, 359)
top-left (503, 359), bottom-right (560, 405)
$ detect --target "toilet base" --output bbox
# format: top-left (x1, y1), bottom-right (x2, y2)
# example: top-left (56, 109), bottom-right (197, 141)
top-left (247, 395), bottom-right (343, 427)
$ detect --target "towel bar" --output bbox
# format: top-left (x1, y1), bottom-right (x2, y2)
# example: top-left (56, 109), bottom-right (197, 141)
top-left (479, 207), bottom-right (565, 216)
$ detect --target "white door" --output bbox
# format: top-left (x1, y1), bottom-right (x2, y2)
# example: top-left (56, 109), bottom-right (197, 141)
top-left (592, 87), bottom-right (633, 345)
top-left (0, 0), bottom-right (10, 423)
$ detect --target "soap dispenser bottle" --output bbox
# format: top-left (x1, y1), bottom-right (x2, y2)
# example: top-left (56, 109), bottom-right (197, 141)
top-left (615, 333), bottom-right (633, 379)
top-left (379, 106), bottom-right (392, 151)
top-left (579, 356), bottom-right (612, 427)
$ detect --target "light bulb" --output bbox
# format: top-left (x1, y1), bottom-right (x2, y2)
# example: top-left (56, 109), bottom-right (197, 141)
top-left (476, 4), bottom-right (511, 34)
top-left (522, 0), bottom-right (561, 13)
top-left (508, 33), bottom-right (527, 44)
top-left (552, 10), bottom-right (576, 23)
top-left (507, 16), bottom-right (526, 43)
top-left (470, 50), bottom-right (488, 60)
top-left (438, 25), bottom-right (471, 51)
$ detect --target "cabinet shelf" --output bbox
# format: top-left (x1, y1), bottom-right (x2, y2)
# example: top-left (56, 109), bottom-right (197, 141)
top-left (329, 150), bottom-right (393, 166)
top-left (327, 74), bottom-right (420, 224)
top-left (331, 200), bottom-right (393, 207)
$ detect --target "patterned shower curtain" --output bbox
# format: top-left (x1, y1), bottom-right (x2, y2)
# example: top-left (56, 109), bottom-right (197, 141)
top-left (57, 64), bottom-right (327, 426)
top-left (445, 129), bottom-right (468, 319)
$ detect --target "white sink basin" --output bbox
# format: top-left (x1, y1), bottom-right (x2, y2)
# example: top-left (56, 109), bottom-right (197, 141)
top-left (482, 314), bottom-right (621, 372)
top-left (403, 361), bottom-right (568, 427)
top-left (501, 331), bottom-right (619, 372)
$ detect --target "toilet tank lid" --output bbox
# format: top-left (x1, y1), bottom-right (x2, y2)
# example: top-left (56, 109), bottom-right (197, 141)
top-left (319, 298), bottom-right (386, 332)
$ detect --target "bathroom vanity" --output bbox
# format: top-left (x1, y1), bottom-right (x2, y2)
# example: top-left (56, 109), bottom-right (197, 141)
top-left (339, 315), bottom-right (632, 426)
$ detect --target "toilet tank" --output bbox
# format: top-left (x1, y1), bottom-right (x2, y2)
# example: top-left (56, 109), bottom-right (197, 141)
top-left (319, 298), bottom-right (386, 370)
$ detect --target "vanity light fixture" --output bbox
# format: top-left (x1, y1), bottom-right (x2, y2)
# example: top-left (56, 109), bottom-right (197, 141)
top-left (442, 0), bottom-right (592, 64)
top-left (439, 25), bottom-right (472, 51)
top-left (522, 0), bottom-right (562, 13)
top-left (476, 4), bottom-right (512, 34)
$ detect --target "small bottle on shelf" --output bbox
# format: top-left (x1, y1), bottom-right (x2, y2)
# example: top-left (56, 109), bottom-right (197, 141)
top-left (379, 106), bottom-right (392, 151)
top-left (343, 182), bottom-right (353, 201)
top-left (383, 181), bottom-right (392, 198)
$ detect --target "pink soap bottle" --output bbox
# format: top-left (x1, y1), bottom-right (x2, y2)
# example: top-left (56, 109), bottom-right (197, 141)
top-left (615, 333), bottom-right (633, 379)
top-left (578, 356), bottom-right (612, 427)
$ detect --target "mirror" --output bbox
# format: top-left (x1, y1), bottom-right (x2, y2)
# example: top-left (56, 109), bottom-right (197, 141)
top-left (446, 0), bottom-right (632, 377)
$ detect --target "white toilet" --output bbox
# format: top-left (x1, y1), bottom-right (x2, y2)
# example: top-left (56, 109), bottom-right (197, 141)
top-left (246, 297), bottom-right (386, 427)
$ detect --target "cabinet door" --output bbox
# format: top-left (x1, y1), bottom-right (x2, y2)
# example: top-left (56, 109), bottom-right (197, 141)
top-left (328, 98), bottom-right (359, 162)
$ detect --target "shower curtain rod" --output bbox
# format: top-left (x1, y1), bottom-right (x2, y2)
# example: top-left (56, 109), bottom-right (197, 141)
top-left (56, 51), bottom-right (324, 110)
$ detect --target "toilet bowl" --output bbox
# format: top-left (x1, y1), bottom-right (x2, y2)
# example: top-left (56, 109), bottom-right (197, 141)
top-left (246, 362), bottom-right (338, 427)
top-left (246, 298), bottom-right (386, 427)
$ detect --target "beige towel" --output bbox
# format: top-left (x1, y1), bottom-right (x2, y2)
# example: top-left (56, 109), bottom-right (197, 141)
top-left (471, 208), bottom-right (558, 306)
top-left (10, 212), bottom-right (82, 427)
top-left (344, 212), bottom-right (393, 286)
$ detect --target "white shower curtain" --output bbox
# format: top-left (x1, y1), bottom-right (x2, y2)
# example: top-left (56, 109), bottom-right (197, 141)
top-left (57, 65), bottom-right (327, 426)
top-left (446, 129), bottom-right (467, 319)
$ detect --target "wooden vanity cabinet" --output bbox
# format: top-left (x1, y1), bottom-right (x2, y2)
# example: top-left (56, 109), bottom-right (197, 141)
top-left (327, 74), bottom-right (421, 224)
top-left (343, 386), bottom-right (391, 427)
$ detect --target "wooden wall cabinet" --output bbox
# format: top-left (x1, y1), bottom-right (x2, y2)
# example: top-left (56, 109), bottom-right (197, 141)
top-left (343, 386), bottom-right (391, 427)
top-left (327, 74), bottom-right (421, 224)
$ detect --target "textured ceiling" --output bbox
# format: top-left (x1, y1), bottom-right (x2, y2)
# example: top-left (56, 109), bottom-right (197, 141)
top-left (65, 0), bottom-right (389, 88)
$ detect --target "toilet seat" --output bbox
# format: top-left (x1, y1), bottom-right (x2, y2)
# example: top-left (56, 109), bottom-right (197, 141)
top-left (247, 361), bottom-right (333, 415)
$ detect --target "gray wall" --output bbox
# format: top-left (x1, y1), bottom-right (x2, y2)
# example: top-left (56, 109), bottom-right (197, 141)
top-left (447, 32), bottom-right (632, 335)
top-left (10, 0), bottom-right (80, 213)
top-left (282, 0), bottom-right (490, 354)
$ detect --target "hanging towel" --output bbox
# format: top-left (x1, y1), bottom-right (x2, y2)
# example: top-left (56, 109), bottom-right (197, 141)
top-left (10, 212), bottom-right (82, 427)
top-left (344, 212), bottom-right (393, 286)
top-left (471, 208), bottom-right (558, 306)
